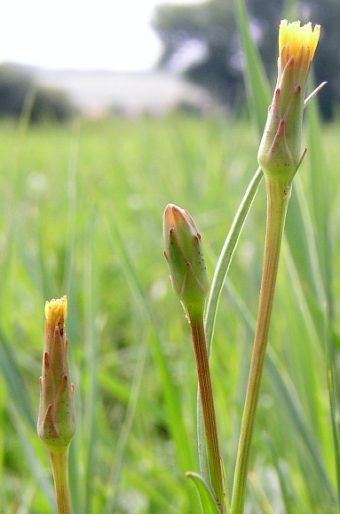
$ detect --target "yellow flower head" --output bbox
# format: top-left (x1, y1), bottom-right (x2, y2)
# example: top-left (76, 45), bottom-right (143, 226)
top-left (44, 296), bottom-right (68, 324)
top-left (258, 19), bottom-right (322, 183)
top-left (279, 20), bottom-right (320, 64)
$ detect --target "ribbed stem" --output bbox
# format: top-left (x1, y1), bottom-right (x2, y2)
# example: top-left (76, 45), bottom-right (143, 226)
top-left (49, 447), bottom-right (72, 514)
top-left (230, 177), bottom-right (291, 514)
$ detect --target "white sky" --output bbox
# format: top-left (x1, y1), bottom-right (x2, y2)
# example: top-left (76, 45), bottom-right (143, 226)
top-left (0, 0), bottom-right (205, 71)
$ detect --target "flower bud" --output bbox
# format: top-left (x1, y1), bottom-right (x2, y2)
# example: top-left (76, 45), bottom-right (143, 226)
top-left (37, 296), bottom-right (76, 451)
top-left (163, 204), bottom-right (210, 317)
top-left (258, 20), bottom-right (320, 183)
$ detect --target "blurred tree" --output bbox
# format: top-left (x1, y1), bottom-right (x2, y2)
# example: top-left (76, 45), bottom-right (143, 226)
top-left (0, 64), bottom-right (75, 123)
top-left (31, 87), bottom-right (75, 123)
top-left (153, 0), bottom-right (339, 119)
top-left (153, 0), bottom-right (245, 107)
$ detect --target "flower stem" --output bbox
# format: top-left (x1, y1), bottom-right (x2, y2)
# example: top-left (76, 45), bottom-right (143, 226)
top-left (230, 177), bottom-right (291, 514)
top-left (48, 447), bottom-right (72, 514)
top-left (190, 311), bottom-right (226, 513)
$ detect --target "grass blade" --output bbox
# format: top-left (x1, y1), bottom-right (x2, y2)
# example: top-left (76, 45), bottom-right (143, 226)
top-left (187, 472), bottom-right (221, 514)
top-left (306, 83), bottom-right (340, 504)
top-left (205, 167), bottom-right (263, 349)
top-left (233, 0), bottom-right (271, 134)
top-left (0, 327), bottom-right (35, 429)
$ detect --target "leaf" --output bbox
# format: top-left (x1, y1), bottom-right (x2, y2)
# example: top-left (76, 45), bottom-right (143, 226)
top-left (234, 0), bottom-right (271, 134)
top-left (187, 472), bottom-right (222, 514)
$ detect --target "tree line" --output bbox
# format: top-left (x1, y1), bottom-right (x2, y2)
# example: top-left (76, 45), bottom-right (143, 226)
top-left (153, 0), bottom-right (340, 120)
top-left (0, 64), bottom-right (74, 123)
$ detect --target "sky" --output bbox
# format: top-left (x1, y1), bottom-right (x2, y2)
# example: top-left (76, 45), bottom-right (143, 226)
top-left (0, 0), bottom-right (205, 71)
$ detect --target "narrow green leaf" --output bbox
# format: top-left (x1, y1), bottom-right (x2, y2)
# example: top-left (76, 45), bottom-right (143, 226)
top-left (83, 213), bottom-right (100, 514)
top-left (205, 167), bottom-right (263, 350)
top-left (233, 0), bottom-right (271, 134)
top-left (0, 327), bottom-right (35, 429)
top-left (307, 80), bottom-right (340, 505)
top-left (200, 167), bottom-right (262, 493)
top-left (306, 83), bottom-right (333, 303)
top-left (187, 472), bottom-right (222, 514)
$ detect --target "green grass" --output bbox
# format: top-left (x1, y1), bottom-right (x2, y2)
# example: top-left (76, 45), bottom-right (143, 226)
top-left (0, 110), bottom-right (339, 513)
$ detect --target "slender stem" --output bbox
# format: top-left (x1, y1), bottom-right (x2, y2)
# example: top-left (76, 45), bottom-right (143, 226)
top-left (190, 312), bottom-right (226, 513)
top-left (230, 177), bottom-right (291, 514)
top-left (198, 167), bottom-right (263, 498)
top-left (48, 447), bottom-right (72, 514)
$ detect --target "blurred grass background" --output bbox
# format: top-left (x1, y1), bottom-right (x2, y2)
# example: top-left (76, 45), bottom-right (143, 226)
top-left (0, 108), bottom-right (339, 512)
top-left (1, 2), bottom-right (340, 512)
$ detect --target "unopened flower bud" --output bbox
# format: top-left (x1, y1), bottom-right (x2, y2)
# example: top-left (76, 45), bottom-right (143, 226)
top-left (37, 296), bottom-right (76, 451)
top-left (258, 20), bottom-right (320, 183)
top-left (163, 204), bottom-right (210, 317)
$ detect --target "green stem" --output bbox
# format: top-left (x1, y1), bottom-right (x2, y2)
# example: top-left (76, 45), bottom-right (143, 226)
top-left (190, 312), bottom-right (226, 513)
top-left (49, 447), bottom-right (72, 514)
top-left (230, 177), bottom-right (291, 514)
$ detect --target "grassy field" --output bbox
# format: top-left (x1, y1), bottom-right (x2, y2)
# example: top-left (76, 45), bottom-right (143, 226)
top-left (0, 111), bottom-right (339, 513)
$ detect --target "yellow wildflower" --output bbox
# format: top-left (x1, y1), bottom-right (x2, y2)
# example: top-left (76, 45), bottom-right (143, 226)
top-left (38, 295), bottom-right (75, 451)
top-left (258, 20), bottom-right (321, 183)
top-left (279, 20), bottom-right (320, 62)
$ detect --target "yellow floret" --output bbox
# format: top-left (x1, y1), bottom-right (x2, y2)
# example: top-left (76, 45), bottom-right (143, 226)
top-left (279, 20), bottom-right (320, 61)
top-left (45, 296), bottom-right (68, 322)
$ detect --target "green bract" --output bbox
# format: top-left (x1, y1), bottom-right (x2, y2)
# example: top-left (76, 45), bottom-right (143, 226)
top-left (37, 297), bottom-right (76, 451)
top-left (258, 20), bottom-right (320, 184)
top-left (163, 204), bottom-right (210, 317)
